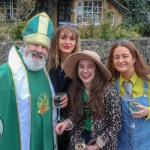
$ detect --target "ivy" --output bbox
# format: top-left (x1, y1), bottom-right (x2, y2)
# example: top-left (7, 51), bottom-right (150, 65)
top-left (118, 0), bottom-right (150, 36)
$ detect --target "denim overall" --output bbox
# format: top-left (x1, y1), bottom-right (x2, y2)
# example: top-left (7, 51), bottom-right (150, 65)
top-left (115, 80), bottom-right (150, 150)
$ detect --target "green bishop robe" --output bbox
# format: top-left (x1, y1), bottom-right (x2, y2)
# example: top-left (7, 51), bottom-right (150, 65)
top-left (0, 46), bottom-right (54, 150)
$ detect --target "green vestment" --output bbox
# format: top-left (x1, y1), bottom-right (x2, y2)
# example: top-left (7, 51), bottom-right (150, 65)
top-left (0, 46), bottom-right (54, 150)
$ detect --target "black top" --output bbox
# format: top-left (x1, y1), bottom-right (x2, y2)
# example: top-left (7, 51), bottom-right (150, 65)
top-left (49, 65), bottom-right (72, 118)
top-left (49, 65), bottom-right (72, 94)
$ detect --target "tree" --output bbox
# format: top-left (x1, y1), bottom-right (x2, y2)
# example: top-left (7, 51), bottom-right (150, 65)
top-left (14, 0), bottom-right (38, 20)
top-left (118, 0), bottom-right (150, 36)
top-left (0, 0), bottom-right (38, 41)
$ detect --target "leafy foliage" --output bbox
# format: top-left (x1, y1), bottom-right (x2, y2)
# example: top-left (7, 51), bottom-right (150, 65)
top-left (78, 4), bottom-right (140, 40)
top-left (9, 21), bottom-right (27, 40)
top-left (0, 20), bottom-right (26, 41)
top-left (0, 0), bottom-right (37, 41)
top-left (118, 0), bottom-right (150, 36)
top-left (78, 23), bottom-right (140, 40)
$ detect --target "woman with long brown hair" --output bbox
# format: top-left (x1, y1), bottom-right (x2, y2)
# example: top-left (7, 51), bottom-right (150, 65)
top-left (56, 50), bottom-right (121, 150)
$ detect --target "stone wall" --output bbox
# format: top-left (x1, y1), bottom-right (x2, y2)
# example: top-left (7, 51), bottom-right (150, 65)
top-left (81, 38), bottom-right (150, 65)
top-left (0, 41), bottom-right (23, 65)
top-left (0, 38), bottom-right (150, 65)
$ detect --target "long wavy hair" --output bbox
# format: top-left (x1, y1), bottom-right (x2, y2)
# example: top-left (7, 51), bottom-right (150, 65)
top-left (46, 24), bottom-right (81, 71)
top-left (68, 62), bottom-right (108, 122)
top-left (106, 40), bottom-right (150, 81)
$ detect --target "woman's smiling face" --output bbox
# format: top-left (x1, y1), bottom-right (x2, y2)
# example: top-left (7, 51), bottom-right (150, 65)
top-left (78, 59), bottom-right (96, 88)
top-left (59, 30), bottom-right (76, 55)
top-left (113, 46), bottom-right (136, 78)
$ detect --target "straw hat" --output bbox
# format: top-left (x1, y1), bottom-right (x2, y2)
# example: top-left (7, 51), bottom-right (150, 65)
top-left (64, 50), bottom-right (112, 80)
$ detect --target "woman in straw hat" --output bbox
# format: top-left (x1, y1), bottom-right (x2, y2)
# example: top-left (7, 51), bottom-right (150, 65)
top-left (55, 50), bottom-right (122, 150)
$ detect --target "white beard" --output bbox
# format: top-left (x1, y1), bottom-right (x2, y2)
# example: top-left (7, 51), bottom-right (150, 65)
top-left (22, 51), bottom-right (47, 71)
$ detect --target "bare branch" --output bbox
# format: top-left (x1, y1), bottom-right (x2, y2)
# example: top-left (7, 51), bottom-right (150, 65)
top-left (14, 0), bottom-right (38, 20)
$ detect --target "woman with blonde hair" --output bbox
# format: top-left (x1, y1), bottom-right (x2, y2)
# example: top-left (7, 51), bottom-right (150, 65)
top-left (46, 24), bottom-right (81, 150)
top-left (47, 24), bottom-right (80, 70)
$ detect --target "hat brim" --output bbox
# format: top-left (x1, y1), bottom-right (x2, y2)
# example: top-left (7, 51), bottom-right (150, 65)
top-left (64, 52), bottom-right (111, 80)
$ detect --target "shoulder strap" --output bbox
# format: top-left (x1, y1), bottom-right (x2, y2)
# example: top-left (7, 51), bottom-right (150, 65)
top-left (114, 79), bottom-right (120, 93)
top-left (144, 80), bottom-right (148, 93)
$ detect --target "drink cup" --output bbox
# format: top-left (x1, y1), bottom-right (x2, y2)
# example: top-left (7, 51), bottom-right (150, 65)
top-left (129, 101), bottom-right (140, 112)
top-left (54, 93), bottom-right (64, 108)
top-left (53, 93), bottom-right (65, 122)
top-left (75, 138), bottom-right (86, 150)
